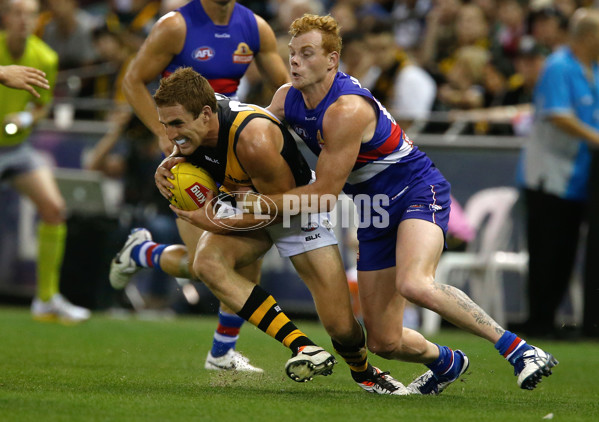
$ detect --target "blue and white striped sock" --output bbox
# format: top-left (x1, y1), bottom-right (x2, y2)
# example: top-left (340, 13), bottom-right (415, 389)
top-left (210, 310), bottom-right (245, 357)
top-left (426, 344), bottom-right (462, 380)
top-left (495, 331), bottom-right (532, 365)
top-left (131, 241), bottom-right (167, 271)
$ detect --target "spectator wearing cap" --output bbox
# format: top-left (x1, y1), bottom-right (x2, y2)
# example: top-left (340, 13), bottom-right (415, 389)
top-left (500, 36), bottom-right (548, 136)
top-left (503, 36), bottom-right (548, 107)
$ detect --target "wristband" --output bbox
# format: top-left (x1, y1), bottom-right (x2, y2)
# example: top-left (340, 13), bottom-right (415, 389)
top-left (17, 111), bottom-right (33, 128)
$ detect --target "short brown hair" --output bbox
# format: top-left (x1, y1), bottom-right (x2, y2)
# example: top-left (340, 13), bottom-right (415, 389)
top-left (289, 14), bottom-right (342, 56)
top-left (153, 67), bottom-right (216, 117)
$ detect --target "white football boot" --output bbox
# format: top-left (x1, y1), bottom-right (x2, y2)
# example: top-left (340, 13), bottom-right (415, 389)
top-left (356, 365), bottom-right (410, 395)
top-left (285, 345), bottom-right (337, 382)
top-left (407, 350), bottom-right (470, 395)
top-left (31, 293), bottom-right (91, 323)
top-left (514, 346), bottom-right (558, 390)
top-left (109, 228), bottom-right (152, 290)
top-left (205, 349), bottom-right (264, 372)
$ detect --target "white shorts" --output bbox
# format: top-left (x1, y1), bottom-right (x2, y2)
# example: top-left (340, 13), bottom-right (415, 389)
top-left (266, 212), bottom-right (338, 258)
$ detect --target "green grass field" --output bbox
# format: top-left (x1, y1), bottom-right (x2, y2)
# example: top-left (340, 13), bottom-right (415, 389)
top-left (1, 307), bottom-right (597, 422)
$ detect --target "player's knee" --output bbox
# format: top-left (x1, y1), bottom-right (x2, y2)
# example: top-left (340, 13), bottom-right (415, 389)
top-left (397, 274), bottom-right (435, 308)
top-left (38, 199), bottom-right (66, 224)
top-left (322, 318), bottom-right (357, 344)
top-left (192, 249), bottom-right (226, 288)
top-left (366, 337), bottom-right (400, 359)
top-left (368, 336), bottom-right (423, 360)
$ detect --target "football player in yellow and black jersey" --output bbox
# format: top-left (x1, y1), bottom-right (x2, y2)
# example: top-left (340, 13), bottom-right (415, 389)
top-left (111, 67), bottom-right (408, 393)
top-left (185, 92), bottom-right (312, 195)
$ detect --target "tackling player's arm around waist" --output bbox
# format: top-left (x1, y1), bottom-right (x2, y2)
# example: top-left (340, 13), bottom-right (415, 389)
top-left (228, 84), bottom-right (374, 219)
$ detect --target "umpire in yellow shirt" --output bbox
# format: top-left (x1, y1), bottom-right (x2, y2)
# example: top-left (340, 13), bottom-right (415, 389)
top-left (0, 0), bottom-right (89, 322)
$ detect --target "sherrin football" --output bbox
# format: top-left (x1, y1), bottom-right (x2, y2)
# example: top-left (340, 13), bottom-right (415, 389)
top-left (168, 162), bottom-right (218, 211)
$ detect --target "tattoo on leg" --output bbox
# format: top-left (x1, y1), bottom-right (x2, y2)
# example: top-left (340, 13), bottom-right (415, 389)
top-left (433, 283), bottom-right (504, 335)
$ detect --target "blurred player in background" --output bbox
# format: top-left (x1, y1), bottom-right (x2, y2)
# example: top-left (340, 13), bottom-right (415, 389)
top-left (0, 0), bottom-right (89, 323)
top-left (123, 0), bottom-right (288, 154)
top-left (118, 0), bottom-right (289, 372)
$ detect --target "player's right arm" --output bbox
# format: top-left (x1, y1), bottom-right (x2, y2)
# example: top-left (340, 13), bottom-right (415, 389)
top-left (261, 94), bottom-right (374, 215)
top-left (234, 117), bottom-right (296, 195)
top-left (123, 12), bottom-right (186, 155)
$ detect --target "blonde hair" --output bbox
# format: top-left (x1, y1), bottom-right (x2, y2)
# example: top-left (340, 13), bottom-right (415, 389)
top-left (154, 67), bottom-right (216, 117)
top-left (289, 14), bottom-right (342, 55)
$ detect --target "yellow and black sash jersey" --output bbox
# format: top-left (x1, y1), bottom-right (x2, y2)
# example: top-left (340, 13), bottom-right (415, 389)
top-left (188, 95), bottom-right (311, 191)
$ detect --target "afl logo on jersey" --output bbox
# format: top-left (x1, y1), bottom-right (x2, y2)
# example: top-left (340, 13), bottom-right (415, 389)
top-left (193, 47), bottom-right (215, 61)
top-left (293, 125), bottom-right (308, 140)
top-left (233, 42), bottom-right (254, 64)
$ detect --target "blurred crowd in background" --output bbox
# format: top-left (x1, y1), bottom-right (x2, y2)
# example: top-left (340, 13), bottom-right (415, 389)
top-left (20, 0), bottom-right (596, 136)
top-left (2, 0), bottom-right (598, 336)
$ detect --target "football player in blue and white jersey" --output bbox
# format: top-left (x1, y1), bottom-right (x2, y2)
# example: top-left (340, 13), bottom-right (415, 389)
top-left (175, 14), bottom-right (559, 394)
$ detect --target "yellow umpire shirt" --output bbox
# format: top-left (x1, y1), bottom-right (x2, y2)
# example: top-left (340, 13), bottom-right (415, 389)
top-left (0, 31), bottom-right (57, 147)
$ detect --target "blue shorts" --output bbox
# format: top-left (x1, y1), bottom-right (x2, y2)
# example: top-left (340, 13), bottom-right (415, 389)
top-left (356, 179), bottom-right (451, 271)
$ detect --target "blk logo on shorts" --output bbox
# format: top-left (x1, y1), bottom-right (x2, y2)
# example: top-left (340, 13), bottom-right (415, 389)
top-left (305, 233), bottom-right (322, 242)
